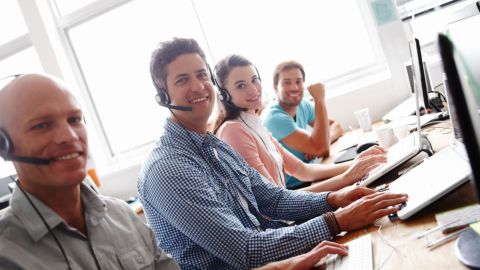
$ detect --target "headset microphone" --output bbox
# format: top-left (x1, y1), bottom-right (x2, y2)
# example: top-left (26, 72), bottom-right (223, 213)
top-left (0, 129), bottom-right (51, 165)
top-left (221, 98), bottom-right (247, 112)
top-left (2, 154), bottom-right (50, 165)
top-left (151, 64), bottom-right (218, 112)
top-left (155, 93), bottom-right (193, 111)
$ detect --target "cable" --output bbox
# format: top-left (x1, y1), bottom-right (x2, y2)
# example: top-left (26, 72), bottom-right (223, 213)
top-left (433, 83), bottom-right (444, 90)
top-left (432, 90), bottom-right (447, 103)
top-left (14, 178), bottom-right (72, 270)
top-left (373, 221), bottom-right (416, 270)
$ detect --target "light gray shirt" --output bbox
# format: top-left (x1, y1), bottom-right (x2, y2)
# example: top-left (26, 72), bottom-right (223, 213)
top-left (0, 183), bottom-right (179, 270)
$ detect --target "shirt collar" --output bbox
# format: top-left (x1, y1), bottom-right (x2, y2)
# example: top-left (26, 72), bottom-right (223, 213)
top-left (10, 182), bottom-right (106, 242)
top-left (164, 118), bottom-right (219, 149)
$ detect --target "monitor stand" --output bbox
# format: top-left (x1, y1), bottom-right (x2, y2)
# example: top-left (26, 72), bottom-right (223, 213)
top-left (420, 134), bottom-right (434, 157)
top-left (455, 228), bottom-right (480, 269)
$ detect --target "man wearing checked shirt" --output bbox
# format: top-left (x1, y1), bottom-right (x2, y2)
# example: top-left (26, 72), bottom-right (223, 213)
top-left (138, 37), bottom-right (408, 270)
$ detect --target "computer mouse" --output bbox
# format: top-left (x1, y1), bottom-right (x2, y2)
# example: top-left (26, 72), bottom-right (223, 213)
top-left (356, 142), bottom-right (379, 153)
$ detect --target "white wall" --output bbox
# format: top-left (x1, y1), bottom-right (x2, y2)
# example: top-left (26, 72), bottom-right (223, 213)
top-left (98, 163), bottom-right (142, 200)
top-left (326, 1), bottom-right (411, 130)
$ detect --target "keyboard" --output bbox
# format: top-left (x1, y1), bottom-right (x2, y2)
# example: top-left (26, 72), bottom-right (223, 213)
top-left (357, 133), bottom-right (419, 187)
top-left (324, 234), bottom-right (373, 270)
top-left (389, 143), bottom-right (471, 220)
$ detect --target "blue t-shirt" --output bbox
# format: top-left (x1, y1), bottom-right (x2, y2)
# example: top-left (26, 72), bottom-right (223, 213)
top-left (263, 99), bottom-right (315, 189)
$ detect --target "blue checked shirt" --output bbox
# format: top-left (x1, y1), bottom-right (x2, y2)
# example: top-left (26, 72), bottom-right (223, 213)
top-left (138, 119), bottom-right (337, 270)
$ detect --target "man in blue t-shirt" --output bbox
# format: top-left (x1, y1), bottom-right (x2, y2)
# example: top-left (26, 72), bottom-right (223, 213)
top-left (263, 61), bottom-right (343, 189)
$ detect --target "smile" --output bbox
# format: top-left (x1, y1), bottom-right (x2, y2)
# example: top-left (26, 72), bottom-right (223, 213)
top-left (53, 152), bottom-right (81, 161)
top-left (247, 95), bottom-right (261, 102)
top-left (189, 97), bottom-right (208, 104)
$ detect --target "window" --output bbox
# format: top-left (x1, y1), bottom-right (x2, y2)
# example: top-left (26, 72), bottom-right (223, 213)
top-left (0, 47), bottom-right (43, 75)
top-left (193, 0), bottom-right (380, 89)
top-left (50, 0), bottom-right (385, 168)
top-left (0, 0), bottom-right (29, 46)
top-left (0, 1), bottom-right (43, 173)
top-left (67, 0), bottom-right (208, 155)
top-left (51, 0), bottom-right (97, 16)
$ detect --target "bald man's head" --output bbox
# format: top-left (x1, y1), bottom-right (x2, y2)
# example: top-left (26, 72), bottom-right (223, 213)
top-left (0, 74), bottom-right (74, 129)
top-left (0, 73), bottom-right (88, 189)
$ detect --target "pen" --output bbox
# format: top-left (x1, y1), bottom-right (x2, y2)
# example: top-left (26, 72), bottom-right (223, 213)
top-left (443, 220), bottom-right (480, 234)
top-left (427, 227), bottom-right (469, 249)
top-left (417, 219), bottom-right (459, 239)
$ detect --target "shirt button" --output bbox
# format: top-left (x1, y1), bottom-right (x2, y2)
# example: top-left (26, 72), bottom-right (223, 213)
top-left (137, 255), bottom-right (145, 263)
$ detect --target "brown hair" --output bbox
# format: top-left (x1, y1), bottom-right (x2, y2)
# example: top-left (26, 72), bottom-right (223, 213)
top-left (212, 54), bottom-right (253, 134)
top-left (272, 60), bottom-right (305, 88)
top-left (150, 37), bottom-right (207, 92)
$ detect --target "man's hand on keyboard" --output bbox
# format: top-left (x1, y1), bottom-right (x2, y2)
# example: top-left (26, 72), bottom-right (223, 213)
top-left (342, 146), bottom-right (387, 185)
top-left (327, 186), bottom-right (375, 208)
top-left (254, 241), bottom-right (348, 270)
top-left (333, 192), bottom-right (408, 232)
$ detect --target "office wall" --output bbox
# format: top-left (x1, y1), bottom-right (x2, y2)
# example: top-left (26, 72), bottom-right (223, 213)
top-left (325, 2), bottom-right (411, 130)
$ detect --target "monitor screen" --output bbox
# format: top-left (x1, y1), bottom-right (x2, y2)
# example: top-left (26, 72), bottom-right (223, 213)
top-left (0, 176), bottom-right (13, 210)
top-left (409, 38), bottom-right (433, 111)
top-left (404, 60), bottom-right (434, 95)
top-left (439, 15), bottom-right (480, 200)
top-left (443, 74), bottom-right (463, 141)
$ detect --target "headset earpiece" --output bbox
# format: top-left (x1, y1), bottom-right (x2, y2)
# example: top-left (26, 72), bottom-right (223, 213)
top-left (0, 128), bottom-right (12, 158)
top-left (156, 88), bottom-right (171, 106)
top-left (219, 88), bottom-right (231, 103)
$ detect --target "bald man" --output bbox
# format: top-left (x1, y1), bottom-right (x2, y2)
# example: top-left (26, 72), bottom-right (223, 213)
top-left (0, 74), bottom-right (179, 269)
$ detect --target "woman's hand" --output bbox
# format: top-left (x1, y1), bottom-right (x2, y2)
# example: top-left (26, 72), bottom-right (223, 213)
top-left (342, 146), bottom-right (387, 185)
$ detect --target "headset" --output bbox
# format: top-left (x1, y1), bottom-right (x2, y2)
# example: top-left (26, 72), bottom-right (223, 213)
top-left (217, 66), bottom-right (262, 112)
top-left (0, 74), bottom-right (51, 165)
top-left (151, 64), bottom-right (217, 111)
top-left (0, 129), bottom-right (51, 165)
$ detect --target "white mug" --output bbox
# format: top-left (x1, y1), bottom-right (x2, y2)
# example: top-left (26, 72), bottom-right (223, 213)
top-left (393, 123), bottom-right (410, 141)
top-left (354, 108), bottom-right (372, 132)
top-left (376, 126), bottom-right (398, 148)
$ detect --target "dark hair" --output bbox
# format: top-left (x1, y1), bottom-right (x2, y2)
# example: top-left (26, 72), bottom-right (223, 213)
top-left (150, 37), bottom-right (207, 92)
top-left (272, 60), bottom-right (305, 88)
top-left (212, 54), bottom-right (253, 134)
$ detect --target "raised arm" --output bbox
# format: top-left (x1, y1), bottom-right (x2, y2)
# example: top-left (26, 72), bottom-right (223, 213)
top-left (281, 83), bottom-right (330, 158)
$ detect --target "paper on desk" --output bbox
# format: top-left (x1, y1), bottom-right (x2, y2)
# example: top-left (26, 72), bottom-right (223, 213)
top-left (435, 204), bottom-right (480, 233)
top-left (335, 133), bottom-right (359, 152)
top-left (470, 221), bottom-right (480, 235)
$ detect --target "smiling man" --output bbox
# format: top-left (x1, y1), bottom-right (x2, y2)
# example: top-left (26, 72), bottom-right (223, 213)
top-left (0, 74), bottom-right (179, 269)
top-left (138, 38), bottom-right (408, 270)
top-left (263, 61), bottom-right (343, 190)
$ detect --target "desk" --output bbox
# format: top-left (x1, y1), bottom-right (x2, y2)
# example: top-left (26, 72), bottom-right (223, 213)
top-left (325, 121), bottom-right (477, 269)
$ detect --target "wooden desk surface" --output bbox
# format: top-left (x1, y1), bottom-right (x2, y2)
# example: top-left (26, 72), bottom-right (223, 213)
top-left (325, 121), bottom-right (478, 269)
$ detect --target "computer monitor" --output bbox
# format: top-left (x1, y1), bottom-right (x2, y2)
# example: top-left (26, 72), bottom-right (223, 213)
top-left (439, 30), bottom-right (480, 201)
top-left (439, 15), bottom-right (480, 268)
top-left (0, 175), bottom-right (14, 210)
top-left (443, 72), bottom-right (463, 141)
top-left (404, 60), bottom-right (434, 95)
top-left (409, 38), bottom-right (433, 111)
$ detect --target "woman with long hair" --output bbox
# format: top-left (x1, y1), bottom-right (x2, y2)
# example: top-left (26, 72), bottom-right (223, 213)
top-left (213, 54), bottom-right (386, 191)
